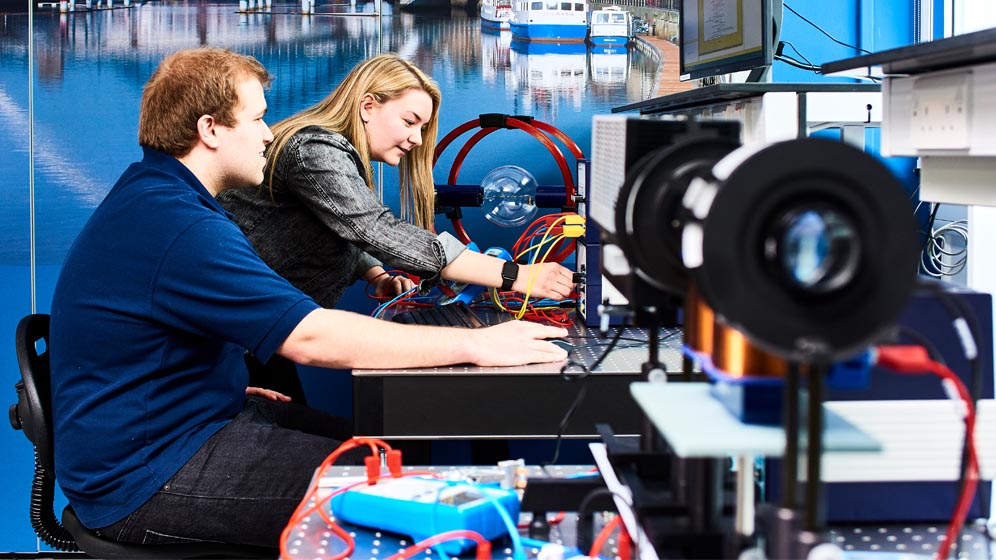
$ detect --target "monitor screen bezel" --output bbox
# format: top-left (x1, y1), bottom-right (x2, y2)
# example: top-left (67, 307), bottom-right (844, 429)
top-left (678, 0), bottom-right (774, 82)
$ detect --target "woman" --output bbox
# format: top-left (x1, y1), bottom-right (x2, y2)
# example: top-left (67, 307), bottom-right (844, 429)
top-left (217, 53), bottom-right (574, 312)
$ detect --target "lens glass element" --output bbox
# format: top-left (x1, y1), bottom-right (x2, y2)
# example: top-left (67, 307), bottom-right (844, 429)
top-left (779, 208), bottom-right (859, 294)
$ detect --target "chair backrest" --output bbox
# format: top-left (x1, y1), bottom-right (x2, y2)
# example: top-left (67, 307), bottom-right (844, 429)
top-left (9, 313), bottom-right (278, 559)
top-left (10, 313), bottom-right (54, 475)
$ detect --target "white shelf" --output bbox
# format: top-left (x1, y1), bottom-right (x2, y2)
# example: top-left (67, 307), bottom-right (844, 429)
top-left (631, 382), bottom-right (881, 458)
top-left (631, 382), bottom-right (996, 482)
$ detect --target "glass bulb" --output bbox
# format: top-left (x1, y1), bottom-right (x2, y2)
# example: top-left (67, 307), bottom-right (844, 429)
top-left (480, 165), bottom-right (538, 228)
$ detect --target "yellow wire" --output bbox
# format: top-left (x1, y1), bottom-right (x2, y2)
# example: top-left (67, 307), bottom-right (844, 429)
top-left (498, 215), bottom-right (575, 321)
top-left (514, 215), bottom-right (569, 263)
top-left (490, 285), bottom-right (561, 315)
top-left (515, 233), bottom-right (566, 321)
top-left (491, 287), bottom-right (511, 314)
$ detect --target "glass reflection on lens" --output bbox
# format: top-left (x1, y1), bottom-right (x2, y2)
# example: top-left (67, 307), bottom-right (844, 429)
top-left (780, 208), bottom-right (859, 293)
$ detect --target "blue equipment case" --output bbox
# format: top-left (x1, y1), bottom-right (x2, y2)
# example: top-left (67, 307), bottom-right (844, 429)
top-left (328, 477), bottom-right (521, 554)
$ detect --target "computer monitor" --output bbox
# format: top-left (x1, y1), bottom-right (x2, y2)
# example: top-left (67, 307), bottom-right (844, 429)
top-left (678, 0), bottom-right (782, 82)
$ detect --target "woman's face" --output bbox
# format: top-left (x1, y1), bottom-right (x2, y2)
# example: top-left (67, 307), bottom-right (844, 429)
top-left (360, 88), bottom-right (433, 165)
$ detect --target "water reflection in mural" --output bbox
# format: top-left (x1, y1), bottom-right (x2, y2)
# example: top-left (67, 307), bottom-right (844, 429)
top-left (1, 2), bottom-right (661, 263)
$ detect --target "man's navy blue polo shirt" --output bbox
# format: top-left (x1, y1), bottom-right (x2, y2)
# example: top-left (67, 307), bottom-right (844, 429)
top-left (50, 147), bottom-right (321, 529)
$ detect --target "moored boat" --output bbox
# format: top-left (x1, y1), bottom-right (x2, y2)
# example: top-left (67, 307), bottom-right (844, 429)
top-left (587, 5), bottom-right (631, 46)
top-left (509, 0), bottom-right (588, 43)
top-left (480, 0), bottom-right (513, 30)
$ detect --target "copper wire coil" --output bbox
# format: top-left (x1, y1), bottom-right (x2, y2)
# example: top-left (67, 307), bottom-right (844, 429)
top-left (684, 283), bottom-right (715, 355)
top-left (711, 322), bottom-right (788, 378)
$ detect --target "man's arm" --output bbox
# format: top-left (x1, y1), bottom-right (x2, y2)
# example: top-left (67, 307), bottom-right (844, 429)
top-left (278, 308), bottom-right (568, 369)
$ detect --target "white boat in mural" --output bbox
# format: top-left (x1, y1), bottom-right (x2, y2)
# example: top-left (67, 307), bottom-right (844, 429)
top-left (587, 5), bottom-right (632, 46)
top-left (480, 0), bottom-right (513, 30)
top-left (509, 0), bottom-right (588, 43)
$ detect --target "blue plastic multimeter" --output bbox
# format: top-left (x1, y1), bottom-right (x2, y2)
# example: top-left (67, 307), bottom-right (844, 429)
top-left (328, 476), bottom-right (520, 554)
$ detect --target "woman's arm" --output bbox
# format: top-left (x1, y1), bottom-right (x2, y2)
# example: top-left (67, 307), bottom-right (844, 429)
top-left (287, 132), bottom-right (574, 300)
top-left (440, 250), bottom-right (575, 300)
top-left (287, 133), bottom-right (448, 280)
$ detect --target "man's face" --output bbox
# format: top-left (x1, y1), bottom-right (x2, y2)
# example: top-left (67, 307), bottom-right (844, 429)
top-left (361, 88), bottom-right (433, 166)
top-left (215, 77), bottom-right (274, 190)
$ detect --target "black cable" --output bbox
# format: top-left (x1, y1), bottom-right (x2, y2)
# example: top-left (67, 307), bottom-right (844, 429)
top-left (542, 327), bottom-right (626, 470)
top-left (779, 40), bottom-right (815, 66)
top-left (897, 325), bottom-right (946, 366)
top-left (774, 54), bottom-right (821, 73)
top-left (29, 451), bottom-right (78, 552)
top-left (919, 203), bottom-right (941, 273)
top-left (784, 3), bottom-right (873, 54)
top-left (575, 487), bottom-right (618, 553)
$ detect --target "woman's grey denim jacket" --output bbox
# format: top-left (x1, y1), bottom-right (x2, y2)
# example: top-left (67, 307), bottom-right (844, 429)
top-left (217, 126), bottom-right (465, 308)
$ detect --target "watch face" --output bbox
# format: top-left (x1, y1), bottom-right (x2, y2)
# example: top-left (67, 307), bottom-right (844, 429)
top-left (501, 261), bottom-right (518, 289)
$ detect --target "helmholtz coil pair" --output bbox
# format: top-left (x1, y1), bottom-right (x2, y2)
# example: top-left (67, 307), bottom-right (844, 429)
top-left (589, 115), bottom-right (920, 368)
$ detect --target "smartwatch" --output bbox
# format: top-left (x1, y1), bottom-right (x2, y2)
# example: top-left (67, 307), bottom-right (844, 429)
top-left (500, 261), bottom-right (519, 291)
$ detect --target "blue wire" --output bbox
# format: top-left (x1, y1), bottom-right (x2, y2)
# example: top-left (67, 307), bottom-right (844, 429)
top-left (372, 286), bottom-right (418, 319)
top-left (428, 480), bottom-right (526, 560)
top-left (478, 485), bottom-right (526, 560)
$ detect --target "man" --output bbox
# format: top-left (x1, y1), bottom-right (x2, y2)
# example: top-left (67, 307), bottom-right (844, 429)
top-left (49, 47), bottom-right (568, 548)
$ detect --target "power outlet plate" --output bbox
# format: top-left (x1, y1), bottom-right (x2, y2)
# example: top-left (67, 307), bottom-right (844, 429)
top-left (910, 71), bottom-right (971, 150)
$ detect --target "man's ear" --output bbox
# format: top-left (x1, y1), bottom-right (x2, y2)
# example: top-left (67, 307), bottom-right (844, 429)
top-left (197, 114), bottom-right (221, 149)
top-left (358, 93), bottom-right (376, 124)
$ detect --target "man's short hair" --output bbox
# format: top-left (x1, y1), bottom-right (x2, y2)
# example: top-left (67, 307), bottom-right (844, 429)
top-left (138, 48), bottom-right (272, 157)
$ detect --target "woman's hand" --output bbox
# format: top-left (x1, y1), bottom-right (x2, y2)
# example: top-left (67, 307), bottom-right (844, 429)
top-left (371, 272), bottom-right (416, 298)
top-left (246, 387), bottom-right (292, 402)
top-left (365, 266), bottom-right (416, 298)
top-left (514, 262), bottom-right (575, 300)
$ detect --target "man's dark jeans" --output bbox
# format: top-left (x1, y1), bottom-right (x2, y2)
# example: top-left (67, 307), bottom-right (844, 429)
top-left (97, 396), bottom-right (364, 547)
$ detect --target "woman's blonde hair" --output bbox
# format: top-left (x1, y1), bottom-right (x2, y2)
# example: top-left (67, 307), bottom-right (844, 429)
top-left (266, 53), bottom-right (441, 229)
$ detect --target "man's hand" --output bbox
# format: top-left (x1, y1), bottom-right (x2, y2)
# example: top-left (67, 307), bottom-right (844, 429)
top-left (465, 320), bottom-right (569, 367)
top-left (246, 387), bottom-right (291, 402)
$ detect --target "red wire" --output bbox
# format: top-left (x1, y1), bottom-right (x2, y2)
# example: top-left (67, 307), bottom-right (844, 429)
top-left (875, 346), bottom-right (979, 560)
top-left (589, 515), bottom-right (622, 559)
top-left (366, 270), bottom-right (420, 301)
top-left (450, 216), bottom-right (472, 245)
top-left (494, 291), bottom-right (572, 325)
top-left (386, 529), bottom-right (492, 560)
top-left (511, 213), bottom-right (575, 263)
top-left (280, 438), bottom-right (400, 560)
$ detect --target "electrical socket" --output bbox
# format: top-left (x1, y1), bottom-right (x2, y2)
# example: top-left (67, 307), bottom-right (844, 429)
top-left (910, 71), bottom-right (971, 150)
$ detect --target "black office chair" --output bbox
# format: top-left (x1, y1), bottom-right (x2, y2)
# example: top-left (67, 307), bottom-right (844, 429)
top-left (9, 313), bottom-right (277, 558)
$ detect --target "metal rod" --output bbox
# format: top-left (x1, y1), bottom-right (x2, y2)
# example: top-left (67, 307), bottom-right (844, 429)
top-left (735, 455), bottom-right (755, 537)
top-left (805, 364), bottom-right (825, 532)
top-left (782, 363), bottom-right (799, 509)
top-left (640, 316), bottom-right (664, 453)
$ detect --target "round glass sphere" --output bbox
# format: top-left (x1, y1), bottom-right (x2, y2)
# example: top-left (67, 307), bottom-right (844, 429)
top-left (480, 165), bottom-right (539, 228)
